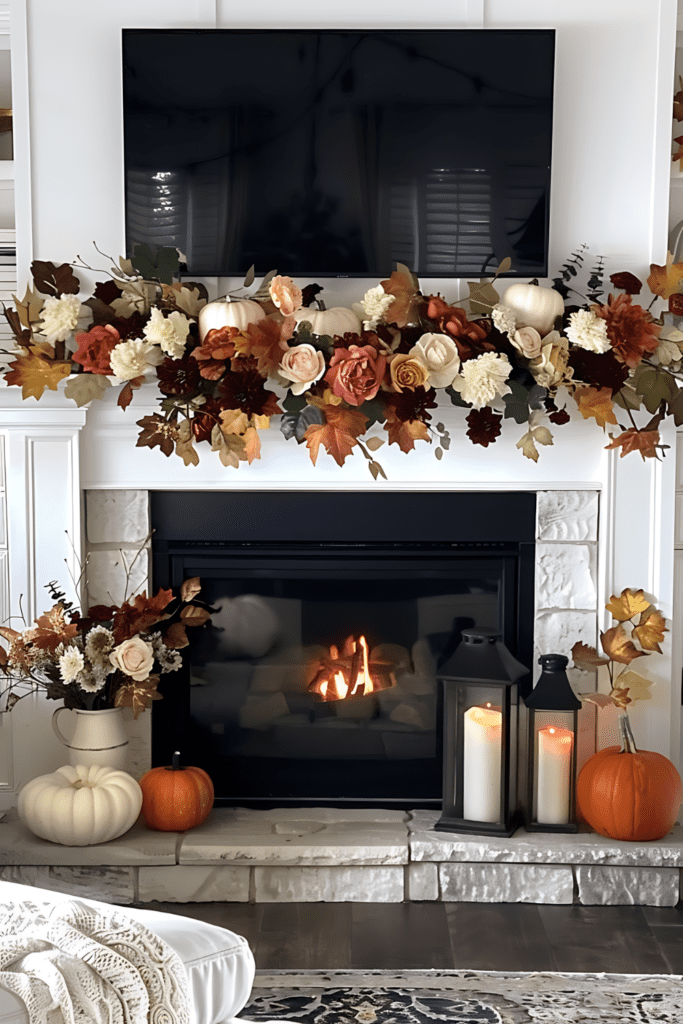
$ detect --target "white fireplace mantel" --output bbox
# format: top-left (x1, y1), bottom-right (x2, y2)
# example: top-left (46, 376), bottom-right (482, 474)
top-left (0, 381), bottom-right (678, 806)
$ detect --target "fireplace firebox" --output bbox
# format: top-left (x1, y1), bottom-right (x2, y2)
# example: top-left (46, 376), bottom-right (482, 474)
top-left (151, 491), bottom-right (535, 808)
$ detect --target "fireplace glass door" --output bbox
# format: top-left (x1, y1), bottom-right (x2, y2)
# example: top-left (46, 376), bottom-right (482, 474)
top-left (150, 491), bottom-right (535, 808)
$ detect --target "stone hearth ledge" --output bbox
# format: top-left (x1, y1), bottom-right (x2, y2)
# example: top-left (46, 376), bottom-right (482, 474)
top-left (0, 807), bottom-right (680, 906)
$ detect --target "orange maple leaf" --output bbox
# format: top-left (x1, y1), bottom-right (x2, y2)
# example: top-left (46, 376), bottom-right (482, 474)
top-left (111, 588), bottom-right (174, 642)
top-left (383, 406), bottom-right (431, 453)
top-left (304, 404), bottom-right (368, 467)
top-left (242, 426), bottom-right (262, 464)
top-left (4, 352), bottom-right (71, 401)
top-left (573, 386), bottom-right (618, 429)
top-left (233, 317), bottom-right (291, 377)
top-left (600, 624), bottom-right (649, 665)
top-left (605, 428), bottom-right (660, 460)
top-left (605, 587), bottom-right (650, 622)
top-left (28, 606), bottom-right (79, 652)
top-left (647, 253), bottom-right (683, 299)
top-left (379, 270), bottom-right (418, 328)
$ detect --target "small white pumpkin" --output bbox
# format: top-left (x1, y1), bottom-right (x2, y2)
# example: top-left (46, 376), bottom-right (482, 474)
top-left (198, 298), bottom-right (266, 341)
top-left (216, 594), bottom-right (280, 659)
top-left (293, 306), bottom-right (361, 337)
top-left (19, 764), bottom-right (143, 846)
top-left (501, 282), bottom-right (564, 336)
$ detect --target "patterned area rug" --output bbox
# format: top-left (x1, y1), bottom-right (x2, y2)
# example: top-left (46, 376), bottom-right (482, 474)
top-left (241, 969), bottom-right (683, 1023)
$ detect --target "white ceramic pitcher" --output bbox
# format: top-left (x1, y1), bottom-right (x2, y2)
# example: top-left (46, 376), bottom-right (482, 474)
top-left (52, 707), bottom-right (129, 770)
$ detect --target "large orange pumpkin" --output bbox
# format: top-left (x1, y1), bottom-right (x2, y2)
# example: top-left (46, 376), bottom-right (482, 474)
top-left (577, 743), bottom-right (681, 842)
top-left (140, 752), bottom-right (214, 832)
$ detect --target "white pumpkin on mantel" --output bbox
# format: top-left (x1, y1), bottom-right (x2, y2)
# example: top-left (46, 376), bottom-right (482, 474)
top-left (292, 306), bottom-right (362, 337)
top-left (501, 282), bottom-right (564, 337)
top-left (18, 764), bottom-right (143, 846)
top-left (198, 298), bottom-right (266, 341)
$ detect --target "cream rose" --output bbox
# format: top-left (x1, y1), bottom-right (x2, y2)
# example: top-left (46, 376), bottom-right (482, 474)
top-left (511, 326), bottom-right (543, 360)
top-left (410, 333), bottom-right (461, 388)
top-left (110, 636), bottom-right (155, 681)
top-left (279, 343), bottom-right (326, 395)
top-left (269, 275), bottom-right (303, 316)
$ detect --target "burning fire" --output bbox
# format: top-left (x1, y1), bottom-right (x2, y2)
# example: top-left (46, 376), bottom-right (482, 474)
top-left (308, 635), bottom-right (396, 702)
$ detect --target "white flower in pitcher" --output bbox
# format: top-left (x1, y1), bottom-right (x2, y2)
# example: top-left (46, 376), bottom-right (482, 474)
top-left (38, 293), bottom-right (88, 344)
top-left (566, 309), bottom-right (611, 354)
top-left (143, 307), bottom-right (191, 359)
top-left (58, 645), bottom-right (85, 684)
top-left (78, 667), bottom-right (108, 693)
top-left (85, 625), bottom-right (115, 668)
top-left (109, 338), bottom-right (164, 380)
top-left (452, 352), bottom-right (512, 409)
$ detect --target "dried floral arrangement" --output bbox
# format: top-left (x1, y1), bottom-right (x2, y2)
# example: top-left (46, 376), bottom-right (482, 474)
top-left (572, 587), bottom-right (667, 747)
top-left (0, 552), bottom-right (212, 718)
top-left (3, 243), bottom-right (683, 478)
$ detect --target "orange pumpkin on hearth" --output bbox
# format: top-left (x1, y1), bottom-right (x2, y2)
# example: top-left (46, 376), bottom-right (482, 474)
top-left (139, 752), bottom-right (214, 832)
top-left (577, 743), bottom-right (681, 842)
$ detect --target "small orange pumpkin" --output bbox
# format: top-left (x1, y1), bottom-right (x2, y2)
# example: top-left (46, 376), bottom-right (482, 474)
top-left (577, 736), bottom-right (682, 842)
top-left (139, 752), bottom-right (214, 832)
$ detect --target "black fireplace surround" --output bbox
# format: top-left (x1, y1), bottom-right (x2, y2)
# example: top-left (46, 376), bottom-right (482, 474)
top-left (151, 491), bottom-right (535, 809)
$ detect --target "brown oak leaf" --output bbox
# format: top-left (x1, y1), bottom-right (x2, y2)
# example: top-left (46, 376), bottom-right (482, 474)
top-left (304, 404), bottom-right (369, 466)
top-left (605, 587), bottom-right (651, 622)
top-left (573, 386), bottom-right (618, 429)
top-left (605, 428), bottom-right (660, 460)
top-left (600, 623), bottom-right (649, 665)
top-left (3, 352), bottom-right (71, 401)
top-left (571, 641), bottom-right (610, 669)
top-left (632, 608), bottom-right (668, 652)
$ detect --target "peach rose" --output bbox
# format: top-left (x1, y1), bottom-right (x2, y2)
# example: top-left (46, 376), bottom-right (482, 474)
top-left (110, 636), bottom-right (155, 681)
top-left (279, 343), bottom-right (326, 395)
top-left (390, 353), bottom-right (430, 392)
top-left (325, 344), bottom-right (387, 406)
top-left (269, 275), bottom-right (303, 316)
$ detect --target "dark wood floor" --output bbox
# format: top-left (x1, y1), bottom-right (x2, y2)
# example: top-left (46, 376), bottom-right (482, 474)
top-left (141, 900), bottom-right (683, 974)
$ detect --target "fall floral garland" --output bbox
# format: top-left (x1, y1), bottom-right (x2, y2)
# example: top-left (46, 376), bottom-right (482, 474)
top-left (2, 244), bottom-right (683, 477)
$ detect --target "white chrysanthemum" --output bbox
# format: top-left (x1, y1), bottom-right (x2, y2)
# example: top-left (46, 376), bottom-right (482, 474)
top-left (565, 309), bottom-right (611, 354)
top-left (59, 645), bottom-right (85, 684)
top-left (38, 293), bottom-right (83, 344)
top-left (78, 668), bottom-right (108, 693)
top-left (360, 285), bottom-right (395, 323)
top-left (453, 352), bottom-right (512, 409)
top-left (143, 307), bottom-right (191, 359)
top-left (150, 633), bottom-right (183, 673)
top-left (491, 304), bottom-right (517, 337)
top-left (109, 338), bottom-right (164, 381)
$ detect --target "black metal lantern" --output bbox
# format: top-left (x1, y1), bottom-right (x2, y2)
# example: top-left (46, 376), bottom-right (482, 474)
top-left (524, 653), bottom-right (581, 833)
top-left (434, 628), bottom-right (529, 837)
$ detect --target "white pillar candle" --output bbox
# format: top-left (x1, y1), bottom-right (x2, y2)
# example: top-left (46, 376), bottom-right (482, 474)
top-left (463, 704), bottom-right (502, 822)
top-left (536, 726), bottom-right (573, 825)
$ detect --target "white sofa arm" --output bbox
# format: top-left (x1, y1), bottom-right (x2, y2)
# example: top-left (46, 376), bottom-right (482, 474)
top-left (0, 881), bottom-right (255, 1024)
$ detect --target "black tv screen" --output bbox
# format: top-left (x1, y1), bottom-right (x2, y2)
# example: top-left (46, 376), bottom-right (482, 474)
top-left (122, 29), bottom-right (554, 279)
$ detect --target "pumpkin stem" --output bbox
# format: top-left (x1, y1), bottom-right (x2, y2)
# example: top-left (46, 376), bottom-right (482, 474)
top-left (170, 750), bottom-right (182, 771)
top-left (619, 713), bottom-right (638, 754)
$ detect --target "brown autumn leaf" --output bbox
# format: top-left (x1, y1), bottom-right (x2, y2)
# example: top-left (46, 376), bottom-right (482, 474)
top-left (3, 352), bottom-right (72, 401)
top-left (242, 425), bottom-right (262, 464)
top-left (605, 428), bottom-right (661, 460)
top-left (118, 381), bottom-right (135, 410)
top-left (379, 270), bottom-right (418, 328)
top-left (647, 254), bottom-right (683, 299)
top-left (63, 373), bottom-right (111, 407)
top-left (13, 284), bottom-right (44, 329)
top-left (180, 577), bottom-right (201, 602)
top-left (211, 423), bottom-right (247, 469)
top-left (578, 692), bottom-right (616, 710)
top-left (114, 676), bottom-right (163, 719)
top-left (571, 641), bottom-right (610, 669)
top-left (30, 608), bottom-right (79, 653)
top-left (31, 260), bottom-right (81, 296)
top-left (365, 436), bottom-right (385, 452)
top-left (632, 607), bottom-right (668, 652)
top-left (3, 306), bottom-right (31, 347)
top-left (573, 386), bottom-right (618, 429)
top-left (179, 604), bottom-right (211, 627)
top-left (383, 406), bottom-right (431, 453)
top-left (605, 587), bottom-right (651, 622)
top-left (162, 621), bottom-right (189, 649)
top-left (610, 669), bottom-right (654, 705)
top-left (0, 627), bottom-right (19, 643)
top-left (600, 624), bottom-right (649, 665)
top-left (233, 317), bottom-right (290, 377)
top-left (304, 404), bottom-right (368, 466)
top-left (219, 408), bottom-right (250, 436)
top-left (175, 419), bottom-right (199, 467)
top-left (136, 415), bottom-right (178, 457)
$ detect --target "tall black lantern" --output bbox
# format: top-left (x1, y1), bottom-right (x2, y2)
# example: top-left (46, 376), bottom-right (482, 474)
top-left (435, 628), bottom-right (529, 837)
top-left (524, 653), bottom-right (581, 833)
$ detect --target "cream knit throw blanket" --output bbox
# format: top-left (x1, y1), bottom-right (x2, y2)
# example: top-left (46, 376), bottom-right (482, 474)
top-left (0, 897), bottom-right (190, 1024)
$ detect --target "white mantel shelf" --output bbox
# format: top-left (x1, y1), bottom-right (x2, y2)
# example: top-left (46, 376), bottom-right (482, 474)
top-left (0, 807), bottom-right (681, 907)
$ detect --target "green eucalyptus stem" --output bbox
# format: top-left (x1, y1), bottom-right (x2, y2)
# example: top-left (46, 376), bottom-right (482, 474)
top-left (619, 712), bottom-right (638, 754)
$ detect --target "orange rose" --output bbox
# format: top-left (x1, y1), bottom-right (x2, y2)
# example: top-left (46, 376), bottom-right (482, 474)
top-left (325, 344), bottom-right (387, 406)
top-left (390, 354), bottom-right (430, 392)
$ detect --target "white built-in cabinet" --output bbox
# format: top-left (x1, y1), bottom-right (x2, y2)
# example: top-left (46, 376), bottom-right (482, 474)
top-left (0, 2), bottom-right (15, 354)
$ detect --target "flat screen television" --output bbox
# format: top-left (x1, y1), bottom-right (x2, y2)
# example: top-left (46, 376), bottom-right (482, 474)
top-left (122, 29), bottom-right (554, 280)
